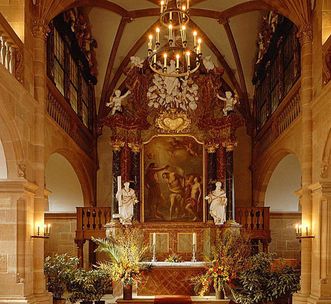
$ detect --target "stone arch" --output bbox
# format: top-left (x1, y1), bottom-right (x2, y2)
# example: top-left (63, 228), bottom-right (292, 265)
top-left (321, 128), bottom-right (331, 179)
top-left (45, 149), bottom-right (94, 207)
top-left (0, 104), bottom-right (24, 179)
top-left (253, 148), bottom-right (300, 206)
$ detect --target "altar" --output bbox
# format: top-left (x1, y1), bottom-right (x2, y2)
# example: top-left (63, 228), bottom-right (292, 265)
top-left (138, 262), bottom-right (207, 296)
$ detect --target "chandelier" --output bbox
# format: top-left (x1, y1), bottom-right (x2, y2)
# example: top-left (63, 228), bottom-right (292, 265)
top-left (147, 0), bottom-right (202, 77)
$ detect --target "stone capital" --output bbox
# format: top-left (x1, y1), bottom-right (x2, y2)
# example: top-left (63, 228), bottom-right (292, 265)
top-left (298, 24), bottom-right (313, 45)
top-left (32, 19), bottom-right (50, 40)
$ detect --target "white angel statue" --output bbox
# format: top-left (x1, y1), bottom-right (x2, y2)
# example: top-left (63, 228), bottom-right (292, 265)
top-left (106, 89), bottom-right (131, 115)
top-left (217, 91), bottom-right (238, 116)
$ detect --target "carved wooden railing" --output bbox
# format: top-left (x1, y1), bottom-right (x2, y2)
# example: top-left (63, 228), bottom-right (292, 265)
top-left (235, 207), bottom-right (270, 242)
top-left (46, 78), bottom-right (95, 157)
top-left (75, 206), bottom-right (270, 243)
top-left (254, 80), bottom-right (301, 154)
top-left (75, 207), bottom-right (112, 241)
top-left (0, 12), bottom-right (23, 83)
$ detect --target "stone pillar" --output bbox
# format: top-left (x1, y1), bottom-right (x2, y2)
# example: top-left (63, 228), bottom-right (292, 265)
top-left (31, 21), bottom-right (51, 303)
top-left (206, 144), bottom-right (218, 221)
top-left (293, 25), bottom-right (313, 304)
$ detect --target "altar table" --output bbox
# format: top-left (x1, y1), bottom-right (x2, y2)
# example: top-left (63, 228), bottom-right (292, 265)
top-left (116, 296), bottom-right (229, 304)
top-left (137, 262), bottom-right (207, 296)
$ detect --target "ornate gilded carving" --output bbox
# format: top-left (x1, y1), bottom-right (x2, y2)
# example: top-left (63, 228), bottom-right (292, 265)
top-left (155, 110), bottom-right (191, 133)
top-left (32, 19), bottom-right (50, 40)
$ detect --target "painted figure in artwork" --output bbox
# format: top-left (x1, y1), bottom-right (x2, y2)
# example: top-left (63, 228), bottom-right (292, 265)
top-left (205, 181), bottom-right (227, 225)
top-left (145, 163), bottom-right (169, 220)
top-left (116, 181), bottom-right (138, 225)
top-left (185, 176), bottom-right (202, 221)
top-left (106, 89), bottom-right (131, 115)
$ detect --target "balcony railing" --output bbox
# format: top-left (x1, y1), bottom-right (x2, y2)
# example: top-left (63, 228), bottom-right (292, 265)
top-left (254, 80), bottom-right (301, 154)
top-left (0, 12), bottom-right (23, 83)
top-left (46, 78), bottom-right (96, 157)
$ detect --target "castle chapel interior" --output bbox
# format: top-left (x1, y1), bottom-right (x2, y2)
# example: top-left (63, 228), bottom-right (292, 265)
top-left (2, 0), bottom-right (331, 303)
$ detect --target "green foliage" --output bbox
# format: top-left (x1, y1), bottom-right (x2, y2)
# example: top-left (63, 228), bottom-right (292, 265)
top-left (93, 227), bottom-right (149, 285)
top-left (44, 253), bottom-right (79, 300)
top-left (230, 253), bottom-right (300, 304)
top-left (68, 268), bottom-right (112, 303)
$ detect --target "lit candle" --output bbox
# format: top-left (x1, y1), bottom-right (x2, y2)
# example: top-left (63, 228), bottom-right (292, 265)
top-left (306, 226), bottom-right (309, 236)
top-left (193, 31), bottom-right (197, 48)
top-left (299, 224), bottom-right (302, 235)
top-left (169, 11), bottom-right (173, 21)
top-left (156, 27), bottom-right (160, 45)
top-left (148, 34), bottom-right (153, 50)
top-left (192, 233), bottom-right (196, 246)
top-left (163, 53), bottom-right (167, 68)
top-left (168, 24), bottom-right (173, 42)
top-left (186, 51), bottom-right (191, 69)
top-left (187, 0), bottom-right (189, 9)
top-left (295, 224), bottom-right (299, 234)
top-left (152, 233), bottom-right (156, 246)
top-left (44, 224), bottom-right (46, 235)
top-left (176, 54), bottom-right (180, 69)
top-left (37, 225), bottom-right (40, 236)
top-left (161, 1), bottom-right (164, 13)
top-left (48, 224), bottom-right (51, 235)
top-left (182, 5), bottom-right (186, 18)
top-left (153, 53), bottom-right (157, 64)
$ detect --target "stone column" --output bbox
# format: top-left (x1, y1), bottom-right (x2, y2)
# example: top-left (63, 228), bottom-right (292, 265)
top-left (31, 21), bottom-right (51, 302)
top-left (206, 144), bottom-right (218, 221)
top-left (293, 25), bottom-right (313, 304)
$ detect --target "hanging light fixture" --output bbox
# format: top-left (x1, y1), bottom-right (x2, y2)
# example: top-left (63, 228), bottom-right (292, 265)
top-left (147, 0), bottom-right (202, 77)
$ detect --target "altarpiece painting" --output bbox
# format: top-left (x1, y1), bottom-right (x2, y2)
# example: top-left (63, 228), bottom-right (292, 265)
top-left (142, 136), bottom-right (204, 222)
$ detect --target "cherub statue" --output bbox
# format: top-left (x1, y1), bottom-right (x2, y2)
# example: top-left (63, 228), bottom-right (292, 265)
top-left (106, 89), bottom-right (131, 115)
top-left (203, 56), bottom-right (215, 71)
top-left (130, 56), bottom-right (144, 68)
top-left (217, 91), bottom-right (238, 116)
top-left (205, 181), bottom-right (227, 225)
top-left (116, 181), bottom-right (138, 225)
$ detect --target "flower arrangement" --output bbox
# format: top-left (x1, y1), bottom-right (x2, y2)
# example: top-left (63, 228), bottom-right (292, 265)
top-left (164, 252), bottom-right (183, 263)
top-left (192, 228), bottom-right (250, 296)
top-left (93, 227), bottom-right (149, 286)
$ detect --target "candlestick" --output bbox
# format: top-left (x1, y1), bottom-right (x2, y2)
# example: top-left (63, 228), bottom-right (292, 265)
top-left (187, 0), bottom-right (189, 10)
top-left (152, 232), bottom-right (156, 246)
top-left (169, 11), bottom-right (173, 21)
top-left (163, 53), bottom-right (167, 68)
top-left (176, 54), bottom-right (180, 70)
top-left (148, 34), bottom-right (153, 50)
top-left (193, 31), bottom-right (197, 48)
top-left (186, 51), bottom-right (191, 69)
top-left (197, 38), bottom-right (202, 54)
top-left (156, 28), bottom-right (160, 46)
top-left (37, 225), bottom-right (40, 236)
top-left (161, 1), bottom-right (164, 13)
top-left (192, 232), bottom-right (196, 249)
top-left (168, 24), bottom-right (173, 43)
top-left (306, 226), bottom-right (309, 236)
top-left (153, 53), bottom-right (157, 65)
top-left (152, 233), bottom-right (157, 262)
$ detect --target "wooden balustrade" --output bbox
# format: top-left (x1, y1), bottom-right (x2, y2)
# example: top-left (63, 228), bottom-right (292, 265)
top-left (46, 78), bottom-right (96, 157)
top-left (235, 207), bottom-right (271, 241)
top-left (75, 207), bottom-right (112, 241)
top-left (254, 80), bottom-right (301, 154)
top-left (0, 13), bottom-right (23, 83)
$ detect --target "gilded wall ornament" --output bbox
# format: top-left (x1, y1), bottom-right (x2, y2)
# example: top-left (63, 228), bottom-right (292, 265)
top-left (155, 110), bottom-right (191, 133)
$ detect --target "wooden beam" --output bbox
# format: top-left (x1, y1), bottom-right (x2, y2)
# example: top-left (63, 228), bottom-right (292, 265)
top-left (223, 21), bottom-right (251, 119)
top-left (99, 17), bottom-right (128, 117)
top-left (98, 20), bottom-right (160, 119)
top-left (188, 20), bottom-right (243, 97)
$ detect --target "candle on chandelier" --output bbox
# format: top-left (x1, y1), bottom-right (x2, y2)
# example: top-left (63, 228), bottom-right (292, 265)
top-left (163, 53), bottom-right (168, 68)
top-left (181, 25), bottom-right (187, 45)
top-left (187, 0), bottom-right (190, 9)
top-left (148, 34), bottom-right (153, 50)
top-left (152, 233), bottom-right (156, 246)
top-left (168, 24), bottom-right (173, 42)
top-left (160, 1), bottom-right (164, 13)
top-left (197, 38), bottom-right (202, 54)
top-left (153, 53), bottom-right (157, 65)
top-left (182, 5), bottom-right (186, 18)
top-left (193, 31), bottom-right (197, 48)
top-left (169, 11), bottom-right (173, 21)
top-left (305, 226), bottom-right (309, 236)
top-left (156, 27), bottom-right (160, 46)
top-left (186, 51), bottom-right (191, 69)
top-left (176, 54), bottom-right (180, 70)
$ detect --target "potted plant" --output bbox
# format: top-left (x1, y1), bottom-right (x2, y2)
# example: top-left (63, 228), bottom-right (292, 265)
top-left (89, 268), bottom-right (113, 304)
top-left (68, 268), bottom-right (95, 304)
top-left (229, 252), bottom-right (300, 304)
top-left (192, 228), bottom-right (250, 299)
top-left (93, 227), bottom-right (149, 300)
top-left (44, 253), bottom-right (79, 304)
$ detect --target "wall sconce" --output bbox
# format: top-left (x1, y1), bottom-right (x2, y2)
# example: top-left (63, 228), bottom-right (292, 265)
top-left (295, 224), bottom-right (315, 240)
top-left (31, 224), bottom-right (51, 239)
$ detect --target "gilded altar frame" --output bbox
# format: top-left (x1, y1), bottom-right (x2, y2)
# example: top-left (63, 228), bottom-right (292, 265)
top-left (140, 134), bottom-right (206, 223)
